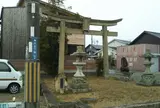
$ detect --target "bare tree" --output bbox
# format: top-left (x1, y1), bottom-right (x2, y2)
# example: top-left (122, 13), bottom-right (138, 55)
top-left (48, 0), bottom-right (64, 6)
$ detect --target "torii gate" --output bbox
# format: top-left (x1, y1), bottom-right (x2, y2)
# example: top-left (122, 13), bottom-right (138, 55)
top-left (23, 0), bottom-right (122, 107)
top-left (46, 14), bottom-right (122, 92)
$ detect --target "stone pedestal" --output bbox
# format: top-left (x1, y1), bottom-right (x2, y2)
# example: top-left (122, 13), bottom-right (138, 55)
top-left (71, 77), bottom-right (90, 93)
top-left (137, 73), bottom-right (155, 86)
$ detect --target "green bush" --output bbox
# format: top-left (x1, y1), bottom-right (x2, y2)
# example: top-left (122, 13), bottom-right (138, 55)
top-left (95, 58), bottom-right (103, 76)
top-left (95, 55), bottom-right (116, 76)
top-left (40, 20), bottom-right (68, 76)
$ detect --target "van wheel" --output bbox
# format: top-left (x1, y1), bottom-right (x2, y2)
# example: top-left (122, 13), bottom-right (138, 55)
top-left (9, 84), bottom-right (20, 94)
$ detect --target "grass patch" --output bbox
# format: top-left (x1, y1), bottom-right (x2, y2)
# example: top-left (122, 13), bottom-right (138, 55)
top-left (43, 76), bottom-right (160, 108)
top-left (107, 76), bottom-right (119, 80)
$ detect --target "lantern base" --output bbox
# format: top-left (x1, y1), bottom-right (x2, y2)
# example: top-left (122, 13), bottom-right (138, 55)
top-left (70, 77), bottom-right (91, 93)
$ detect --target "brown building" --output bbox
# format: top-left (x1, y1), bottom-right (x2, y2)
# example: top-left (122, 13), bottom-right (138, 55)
top-left (116, 31), bottom-right (160, 72)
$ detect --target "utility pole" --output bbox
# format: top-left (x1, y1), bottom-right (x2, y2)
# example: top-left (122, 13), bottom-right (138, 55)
top-left (25, 0), bottom-right (40, 108)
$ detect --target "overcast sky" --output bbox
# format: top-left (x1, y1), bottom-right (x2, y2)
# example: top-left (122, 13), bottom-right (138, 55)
top-left (1, 0), bottom-right (160, 46)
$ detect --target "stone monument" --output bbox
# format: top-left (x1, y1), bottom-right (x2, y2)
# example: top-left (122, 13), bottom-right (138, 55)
top-left (70, 46), bottom-right (91, 93)
top-left (120, 57), bottom-right (130, 76)
top-left (134, 49), bottom-right (160, 86)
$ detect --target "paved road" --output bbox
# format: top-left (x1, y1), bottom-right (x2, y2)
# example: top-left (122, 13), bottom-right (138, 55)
top-left (0, 89), bottom-right (24, 102)
top-left (0, 89), bottom-right (47, 108)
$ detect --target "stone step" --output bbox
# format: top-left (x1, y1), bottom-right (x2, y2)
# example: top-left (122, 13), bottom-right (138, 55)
top-left (80, 98), bottom-right (97, 104)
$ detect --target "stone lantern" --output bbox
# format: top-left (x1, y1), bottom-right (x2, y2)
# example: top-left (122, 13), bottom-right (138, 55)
top-left (136, 49), bottom-right (156, 86)
top-left (143, 49), bottom-right (154, 73)
top-left (70, 46), bottom-right (91, 93)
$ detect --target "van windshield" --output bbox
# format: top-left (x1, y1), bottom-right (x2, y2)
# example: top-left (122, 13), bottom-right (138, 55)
top-left (7, 61), bottom-right (18, 71)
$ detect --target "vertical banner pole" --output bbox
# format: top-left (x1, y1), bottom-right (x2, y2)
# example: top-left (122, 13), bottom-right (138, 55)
top-left (25, 0), bottom-right (40, 108)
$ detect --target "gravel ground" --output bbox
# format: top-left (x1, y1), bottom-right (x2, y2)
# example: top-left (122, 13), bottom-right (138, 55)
top-left (0, 89), bottom-right (47, 108)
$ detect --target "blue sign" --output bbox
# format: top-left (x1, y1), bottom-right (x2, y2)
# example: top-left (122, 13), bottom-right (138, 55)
top-left (31, 37), bottom-right (39, 60)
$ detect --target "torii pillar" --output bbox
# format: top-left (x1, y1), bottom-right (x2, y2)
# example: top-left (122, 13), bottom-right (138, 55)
top-left (102, 25), bottom-right (109, 78)
top-left (55, 20), bottom-right (66, 94)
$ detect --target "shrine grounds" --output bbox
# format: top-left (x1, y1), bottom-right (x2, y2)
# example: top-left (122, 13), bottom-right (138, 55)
top-left (1, 72), bottom-right (160, 108)
top-left (43, 75), bottom-right (160, 108)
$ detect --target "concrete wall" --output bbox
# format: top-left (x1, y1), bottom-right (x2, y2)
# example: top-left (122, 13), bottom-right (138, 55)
top-left (9, 59), bottom-right (26, 71)
top-left (109, 40), bottom-right (126, 48)
top-left (9, 57), bottom-right (97, 72)
top-left (116, 44), bottom-right (160, 72)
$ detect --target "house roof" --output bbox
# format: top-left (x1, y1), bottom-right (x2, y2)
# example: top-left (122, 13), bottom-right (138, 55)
top-left (85, 44), bottom-right (102, 50)
top-left (92, 44), bottom-right (102, 49)
top-left (108, 39), bottom-right (131, 45)
top-left (152, 53), bottom-right (160, 57)
top-left (94, 46), bottom-right (117, 55)
top-left (130, 31), bottom-right (160, 45)
top-left (145, 31), bottom-right (160, 38)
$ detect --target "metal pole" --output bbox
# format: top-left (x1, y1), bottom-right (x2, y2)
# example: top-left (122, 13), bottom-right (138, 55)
top-left (102, 25), bottom-right (109, 78)
top-left (25, 0), bottom-right (40, 107)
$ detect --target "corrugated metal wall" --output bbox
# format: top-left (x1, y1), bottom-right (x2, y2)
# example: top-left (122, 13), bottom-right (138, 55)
top-left (116, 44), bottom-right (160, 72)
top-left (1, 7), bottom-right (27, 59)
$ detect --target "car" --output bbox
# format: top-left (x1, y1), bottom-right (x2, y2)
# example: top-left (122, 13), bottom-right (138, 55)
top-left (0, 59), bottom-right (23, 94)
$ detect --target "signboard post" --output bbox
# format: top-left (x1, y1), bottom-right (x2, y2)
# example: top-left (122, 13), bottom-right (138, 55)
top-left (25, 0), bottom-right (40, 108)
top-left (31, 37), bottom-right (39, 61)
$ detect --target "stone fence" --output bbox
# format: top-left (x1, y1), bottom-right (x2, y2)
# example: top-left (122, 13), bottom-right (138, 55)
top-left (9, 59), bottom-right (97, 72)
top-left (105, 101), bottom-right (160, 108)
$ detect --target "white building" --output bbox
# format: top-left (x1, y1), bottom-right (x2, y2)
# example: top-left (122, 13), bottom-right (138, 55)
top-left (96, 39), bottom-right (131, 58)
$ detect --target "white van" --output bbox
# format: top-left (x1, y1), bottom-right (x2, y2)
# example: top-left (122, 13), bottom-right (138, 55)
top-left (0, 59), bottom-right (23, 94)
